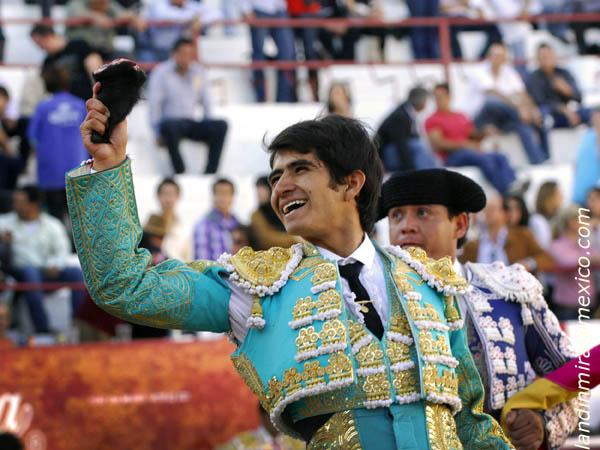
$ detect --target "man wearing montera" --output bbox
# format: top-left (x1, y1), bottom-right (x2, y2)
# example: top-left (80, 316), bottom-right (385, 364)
top-left (66, 85), bottom-right (514, 449)
top-left (380, 169), bottom-right (577, 450)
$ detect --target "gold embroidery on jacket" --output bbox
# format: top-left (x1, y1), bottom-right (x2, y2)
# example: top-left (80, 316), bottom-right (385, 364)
top-left (426, 402), bottom-right (463, 450)
top-left (231, 354), bottom-right (271, 411)
top-left (308, 410), bottom-right (362, 450)
top-left (231, 246), bottom-right (295, 288)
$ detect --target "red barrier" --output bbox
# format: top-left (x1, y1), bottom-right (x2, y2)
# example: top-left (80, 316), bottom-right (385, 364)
top-left (0, 338), bottom-right (259, 450)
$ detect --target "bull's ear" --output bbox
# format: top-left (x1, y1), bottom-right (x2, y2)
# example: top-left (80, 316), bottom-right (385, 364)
top-left (91, 59), bottom-right (147, 144)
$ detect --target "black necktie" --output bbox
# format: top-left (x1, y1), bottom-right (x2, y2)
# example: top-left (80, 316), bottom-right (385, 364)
top-left (339, 261), bottom-right (384, 339)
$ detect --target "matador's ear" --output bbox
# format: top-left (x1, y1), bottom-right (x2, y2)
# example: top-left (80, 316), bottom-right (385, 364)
top-left (91, 58), bottom-right (147, 144)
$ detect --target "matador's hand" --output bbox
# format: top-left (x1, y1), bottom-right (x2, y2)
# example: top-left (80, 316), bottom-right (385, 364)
top-left (81, 82), bottom-right (128, 172)
top-left (506, 408), bottom-right (545, 450)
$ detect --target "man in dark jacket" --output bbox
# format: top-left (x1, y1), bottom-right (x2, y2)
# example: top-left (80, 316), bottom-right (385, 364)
top-left (376, 86), bottom-right (437, 172)
top-left (526, 43), bottom-right (592, 129)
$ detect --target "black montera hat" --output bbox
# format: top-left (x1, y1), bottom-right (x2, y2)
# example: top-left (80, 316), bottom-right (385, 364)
top-left (379, 169), bottom-right (487, 219)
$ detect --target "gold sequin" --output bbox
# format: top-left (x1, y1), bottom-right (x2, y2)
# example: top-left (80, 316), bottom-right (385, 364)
top-left (406, 299), bottom-right (442, 323)
top-left (355, 342), bottom-right (385, 370)
top-left (311, 263), bottom-right (338, 286)
top-left (362, 372), bottom-right (392, 403)
top-left (419, 330), bottom-right (453, 359)
top-left (302, 360), bottom-right (327, 389)
top-left (326, 351), bottom-right (354, 383)
top-left (425, 402), bottom-right (463, 450)
top-left (423, 364), bottom-right (459, 398)
top-left (392, 369), bottom-right (419, 397)
top-left (389, 313), bottom-right (411, 336)
top-left (296, 326), bottom-right (320, 355)
top-left (319, 319), bottom-right (347, 348)
top-left (291, 296), bottom-right (314, 323)
top-left (385, 340), bottom-right (412, 366)
top-left (316, 290), bottom-right (343, 315)
top-left (348, 320), bottom-right (369, 347)
top-left (308, 410), bottom-right (362, 450)
top-left (282, 367), bottom-right (304, 396)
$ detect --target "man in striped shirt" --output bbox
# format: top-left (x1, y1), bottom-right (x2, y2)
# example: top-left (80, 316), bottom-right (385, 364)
top-left (192, 178), bottom-right (239, 260)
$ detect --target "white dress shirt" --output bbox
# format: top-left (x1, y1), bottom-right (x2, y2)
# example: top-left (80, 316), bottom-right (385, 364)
top-left (227, 234), bottom-right (388, 344)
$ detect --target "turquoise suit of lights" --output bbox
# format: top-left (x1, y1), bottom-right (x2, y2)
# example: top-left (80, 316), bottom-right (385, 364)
top-left (66, 159), bottom-right (514, 450)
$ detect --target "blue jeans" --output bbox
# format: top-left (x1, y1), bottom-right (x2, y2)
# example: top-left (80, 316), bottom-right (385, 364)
top-left (445, 150), bottom-right (516, 194)
top-left (406, 0), bottom-right (439, 60)
top-left (249, 10), bottom-right (296, 102)
top-left (7, 265), bottom-right (85, 332)
top-left (475, 99), bottom-right (548, 164)
top-left (160, 118), bottom-right (228, 174)
top-left (382, 139), bottom-right (438, 171)
top-left (539, 104), bottom-right (593, 129)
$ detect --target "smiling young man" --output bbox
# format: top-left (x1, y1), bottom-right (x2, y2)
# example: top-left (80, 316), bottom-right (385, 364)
top-left (65, 86), bottom-right (514, 449)
top-left (381, 169), bottom-right (578, 450)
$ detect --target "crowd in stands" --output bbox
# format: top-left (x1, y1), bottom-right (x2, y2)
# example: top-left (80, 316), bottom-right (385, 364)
top-left (0, 0), bottom-right (599, 346)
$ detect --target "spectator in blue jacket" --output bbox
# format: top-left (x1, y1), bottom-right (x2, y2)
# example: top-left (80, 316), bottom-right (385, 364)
top-left (27, 64), bottom-right (89, 223)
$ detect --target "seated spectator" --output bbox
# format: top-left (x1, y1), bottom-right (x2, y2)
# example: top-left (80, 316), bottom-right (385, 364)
top-left (323, 81), bottom-right (353, 118)
top-left (0, 186), bottom-right (84, 333)
top-left (65, 0), bottom-right (146, 59)
top-left (504, 194), bottom-right (529, 227)
top-left (526, 43), bottom-right (592, 129)
top-left (139, 0), bottom-right (220, 62)
top-left (30, 24), bottom-right (103, 101)
top-left (425, 82), bottom-right (517, 194)
top-left (573, 109), bottom-right (600, 206)
top-left (27, 65), bottom-right (89, 224)
top-left (250, 176), bottom-right (299, 250)
top-left (460, 194), bottom-right (555, 273)
top-left (471, 43), bottom-right (547, 164)
top-left (440, 0), bottom-right (502, 59)
top-left (150, 178), bottom-right (191, 261)
top-left (549, 205), bottom-right (599, 320)
top-left (377, 86), bottom-right (438, 172)
top-left (241, 0), bottom-right (296, 102)
top-left (193, 178), bottom-right (239, 260)
top-left (148, 38), bottom-right (228, 174)
top-left (529, 180), bottom-right (563, 250)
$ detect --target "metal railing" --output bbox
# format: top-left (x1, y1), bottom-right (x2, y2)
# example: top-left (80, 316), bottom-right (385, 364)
top-left (0, 12), bottom-right (598, 80)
